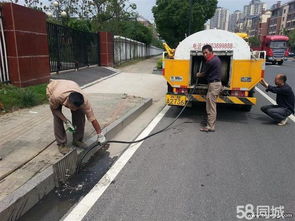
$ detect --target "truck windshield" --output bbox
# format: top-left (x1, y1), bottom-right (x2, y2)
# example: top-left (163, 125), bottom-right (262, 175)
top-left (270, 41), bottom-right (287, 48)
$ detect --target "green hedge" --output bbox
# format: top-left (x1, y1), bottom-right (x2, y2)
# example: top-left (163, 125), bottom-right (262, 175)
top-left (0, 83), bottom-right (48, 113)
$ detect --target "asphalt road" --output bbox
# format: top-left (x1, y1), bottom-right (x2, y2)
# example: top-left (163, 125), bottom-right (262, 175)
top-left (20, 60), bottom-right (295, 221)
top-left (80, 62), bottom-right (295, 221)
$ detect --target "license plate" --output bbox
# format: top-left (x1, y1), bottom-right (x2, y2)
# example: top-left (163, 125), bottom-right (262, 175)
top-left (166, 95), bottom-right (187, 106)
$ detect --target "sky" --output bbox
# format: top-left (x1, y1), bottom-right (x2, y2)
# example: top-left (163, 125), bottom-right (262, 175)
top-left (16, 0), bottom-right (291, 21)
top-left (131, 0), bottom-right (290, 21)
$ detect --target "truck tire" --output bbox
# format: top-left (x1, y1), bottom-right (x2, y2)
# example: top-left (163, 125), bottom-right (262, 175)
top-left (272, 61), bottom-right (277, 65)
top-left (278, 60), bottom-right (284, 65)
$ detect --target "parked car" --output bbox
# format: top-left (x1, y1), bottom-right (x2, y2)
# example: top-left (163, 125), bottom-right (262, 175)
top-left (289, 52), bottom-right (295, 57)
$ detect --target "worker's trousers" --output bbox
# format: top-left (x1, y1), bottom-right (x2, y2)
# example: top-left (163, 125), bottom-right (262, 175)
top-left (206, 82), bottom-right (222, 130)
top-left (53, 106), bottom-right (85, 146)
top-left (261, 105), bottom-right (292, 123)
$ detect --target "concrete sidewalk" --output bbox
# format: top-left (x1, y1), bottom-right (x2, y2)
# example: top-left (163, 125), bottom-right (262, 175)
top-left (0, 67), bottom-right (152, 220)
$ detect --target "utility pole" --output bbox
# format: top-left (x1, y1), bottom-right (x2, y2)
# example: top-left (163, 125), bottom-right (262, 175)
top-left (188, 0), bottom-right (193, 36)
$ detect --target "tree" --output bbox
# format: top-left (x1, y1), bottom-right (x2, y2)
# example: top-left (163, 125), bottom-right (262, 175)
top-left (287, 29), bottom-right (295, 51)
top-left (8, 0), bottom-right (43, 10)
top-left (122, 21), bottom-right (153, 44)
top-left (67, 19), bottom-right (92, 32)
top-left (47, 0), bottom-right (80, 18)
top-left (89, 0), bottom-right (137, 33)
top-left (152, 0), bottom-right (217, 47)
top-left (23, 0), bottom-right (43, 9)
top-left (248, 36), bottom-right (260, 47)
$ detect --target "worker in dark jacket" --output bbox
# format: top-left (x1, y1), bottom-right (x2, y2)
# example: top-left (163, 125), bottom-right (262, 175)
top-left (196, 44), bottom-right (223, 132)
top-left (260, 74), bottom-right (294, 126)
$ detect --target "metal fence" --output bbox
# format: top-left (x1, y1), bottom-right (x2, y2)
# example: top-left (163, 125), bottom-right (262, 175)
top-left (0, 9), bottom-right (9, 83)
top-left (114, 35), bottom-right (163, 65)
top-left (47, 22), bottom-right (99, 73)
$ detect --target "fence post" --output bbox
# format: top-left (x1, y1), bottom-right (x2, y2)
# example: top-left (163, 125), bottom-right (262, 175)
top-left (55, 25), bottom-right (61, 73)
top-left (99, 32), bottom-right (114, 66)
top-left (1, 3), bottom-right (50, 87)
top-left (97, 32), bottom-right (100, 66)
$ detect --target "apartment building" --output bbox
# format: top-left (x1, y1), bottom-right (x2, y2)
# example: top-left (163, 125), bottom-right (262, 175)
top-left (244, 0), bottom-right (267, 17)
top-left (228, 10), bottom-right (243, 32)
top-left (210, 7), bottom-right (230, 31)
top-left (268, 0), bottom-right (295, 35)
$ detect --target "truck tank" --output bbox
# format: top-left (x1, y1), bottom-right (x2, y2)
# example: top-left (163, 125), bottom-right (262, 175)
top-left (174, 29), bottom-right (252, 87)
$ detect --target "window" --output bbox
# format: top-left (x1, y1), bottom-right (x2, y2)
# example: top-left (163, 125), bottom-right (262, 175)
top-left (270, 41), bottom-right (287, 48)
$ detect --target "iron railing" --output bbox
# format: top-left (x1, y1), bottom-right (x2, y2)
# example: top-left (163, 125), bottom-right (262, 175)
top-left (47, 22), bottom-right (99, 73)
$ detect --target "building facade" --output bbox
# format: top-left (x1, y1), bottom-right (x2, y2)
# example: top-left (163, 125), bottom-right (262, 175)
top-left (286, 1), bottom-right (295, 31)
top-left (210, 7), bottom-right (230, 31)
top-left (244, 0), bottom-right (267, 17)
top-left (228, 10), bottom-right (243, 32)
top-left (258, 10), bottom-right (272, 39)
top-left (267, 1), bottom-right (295, 35)
top-left (268, 4), bottom-right (283, 34)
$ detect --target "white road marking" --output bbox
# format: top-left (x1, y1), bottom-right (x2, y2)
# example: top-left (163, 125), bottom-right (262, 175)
top-left (62, 105), bottom-right (171, 221)
top-left (63, 86), bottom-right (294, 221)
top-left (255, 87), bottom-right (295, 123)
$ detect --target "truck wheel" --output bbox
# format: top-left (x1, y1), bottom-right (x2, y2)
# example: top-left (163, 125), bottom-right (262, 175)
top-left (272, 61), bottom-right (276, 65)
top-left (278, 60), bottom-right (284, 65)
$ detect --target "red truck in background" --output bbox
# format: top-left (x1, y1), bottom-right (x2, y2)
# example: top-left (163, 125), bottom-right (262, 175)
top-left (252, 35), bottom-right (289, 65)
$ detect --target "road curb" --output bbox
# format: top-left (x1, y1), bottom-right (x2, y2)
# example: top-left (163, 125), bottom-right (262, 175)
top-left (0, 97), bottom-right (152, 221)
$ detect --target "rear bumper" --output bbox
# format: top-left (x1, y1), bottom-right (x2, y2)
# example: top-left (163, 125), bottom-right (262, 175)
top-left (166, 94), bottom-right (257, 106)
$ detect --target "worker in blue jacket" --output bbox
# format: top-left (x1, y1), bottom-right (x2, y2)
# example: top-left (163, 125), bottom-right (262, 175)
top-left (260, 74), bottom-right (294, 126)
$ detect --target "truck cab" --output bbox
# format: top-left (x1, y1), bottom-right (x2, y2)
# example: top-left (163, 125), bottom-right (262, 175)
top-left (261, 35), bottom-right (289, 65)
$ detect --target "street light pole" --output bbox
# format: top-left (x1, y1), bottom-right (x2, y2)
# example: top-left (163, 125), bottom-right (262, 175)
top-left (53, 1), bottom-right (67, 25)
top-left (188, 0), bottom-right (193, 36)
top-left (53, 1), bottom-right (60, 21)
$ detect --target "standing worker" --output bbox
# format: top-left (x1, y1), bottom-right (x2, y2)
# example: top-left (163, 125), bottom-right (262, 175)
top-left (196, 45), bottom-right (223, 132)
top-left (260, 74), bottom-right (294, 126)
top-left (46, 80), bottom-right (106, 154)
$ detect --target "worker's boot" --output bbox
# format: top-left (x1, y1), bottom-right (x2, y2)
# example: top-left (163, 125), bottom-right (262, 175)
top-left (58, 144), bottom-right (71, 155)
top-left (72, 140), bottom-right (88, 149)
top-left (277, 118), bottom-right (288, 126)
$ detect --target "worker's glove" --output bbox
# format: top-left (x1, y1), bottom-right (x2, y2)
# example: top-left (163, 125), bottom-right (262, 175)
top-left (65, 120), bottom-right (76, 133)
top-left (97, 132), bottom-right (106, 144)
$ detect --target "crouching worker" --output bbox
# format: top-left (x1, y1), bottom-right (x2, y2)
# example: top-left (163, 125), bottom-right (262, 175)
top-left (46, 80), bottom-right (106, 154)
top-left (260, 74), bottom-right (294, 126)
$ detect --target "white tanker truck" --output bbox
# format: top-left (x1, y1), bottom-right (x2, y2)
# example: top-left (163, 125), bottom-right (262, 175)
top-left (163, 29), bottom-right (266, 111)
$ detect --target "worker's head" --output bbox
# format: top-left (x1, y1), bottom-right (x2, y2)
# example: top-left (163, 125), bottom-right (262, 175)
top-left (275, 74), bottom-right (287, 86)
top-left (202, 45), bottom-right (213, 60)
top-left (69, 92), bottom-right (84, 109)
